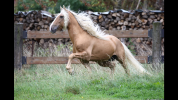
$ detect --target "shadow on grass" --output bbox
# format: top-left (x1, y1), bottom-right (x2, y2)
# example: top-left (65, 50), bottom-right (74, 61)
top-left (65, 86), bottom-right (80, 95)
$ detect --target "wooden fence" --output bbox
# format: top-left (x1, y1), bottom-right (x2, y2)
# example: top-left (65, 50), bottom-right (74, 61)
top-left (14, 22), bottom-right (164, 69)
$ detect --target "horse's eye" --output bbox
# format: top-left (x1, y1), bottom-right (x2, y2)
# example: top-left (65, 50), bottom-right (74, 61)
top-left (60, 16), bottom-right (64, 18)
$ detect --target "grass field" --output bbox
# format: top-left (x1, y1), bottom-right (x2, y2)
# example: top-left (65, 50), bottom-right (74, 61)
top-left (14, 62), bottom-right (164, 100)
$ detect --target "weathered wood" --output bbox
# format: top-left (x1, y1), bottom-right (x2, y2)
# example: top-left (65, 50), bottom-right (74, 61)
top-left (14, 23), bottom-right (23, 69)
top-left (142, 19), bottom-right (147, 24)
top-left (109, 26), bottom-right (113, 30)
top-left (142, 12), bottom-right (147, 16)
top-left (149, 12), bottom-right (155, 15)
top-left (98, 15), bottom-right (102, 19)
top-left (114, 20), bottom-right (117, 23)
top-left (116, 13), bottom-right (120, 17)
top-left (101, 21), bottom-right (106, 27)
top-left (26, 57), bottom-right (92, 64)
top-left (118, 20), bottom-right (124, 25)
top-left (124, 13), bottom-right (129, 18)
top-left (26, 30), bottom-right (149, 38)
top-left (126, 18), bottom-right (130, 22)
top-left (120, 15), bottom-right (124, 20)
top-left (160, 19), bottom-right (164, 23)
top-left (99, 18), bottom-right (104, 22)
top-left (128, 22), bottom-right (131, 26)
top-left (117, 26), bottom-right (120, 30)
top-left (152, 22), bottom-right (162, 69)
top-left (124, 21), bottom-right (128, 26)
top-left (25, 56), bottom-right (148, 64)
top-left (150, 15), bottom-right (155, 19)
top-left (107, 15), bottom-right (112, 19)
top-left (27, 30), bottom-right (69, 38)
top-left (105, 30), bottom-right (148, 38)
top-left (121, 26), bottom-right (126, 30)
top-left (104, 24), bottom-right (109, 29)
top-left (112, 13), bottom-right (117, 17)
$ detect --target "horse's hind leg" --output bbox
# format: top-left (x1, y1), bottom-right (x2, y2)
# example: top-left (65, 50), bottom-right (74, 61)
top-left (97, 61), bottom-right (116, 76)
top-left (80, 59), bottom-right (92, 73)
top-left (109, 63), bottom-right (115, 76)
top-left (116, 54), bottom-right (130, 76)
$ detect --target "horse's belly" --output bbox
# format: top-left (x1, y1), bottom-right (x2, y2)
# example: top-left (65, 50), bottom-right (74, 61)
top-left (90, 54), bottom-right (113, 61)
top-left (90, 47), bottom-right (115, 61)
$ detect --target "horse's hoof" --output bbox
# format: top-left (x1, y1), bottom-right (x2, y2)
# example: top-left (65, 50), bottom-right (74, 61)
top-left (66, 67), bottom-right (70, 70)
top-left (69, 70), bottom-right (75, 75)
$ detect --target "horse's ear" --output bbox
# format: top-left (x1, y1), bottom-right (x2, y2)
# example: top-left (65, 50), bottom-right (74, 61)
top-left (63, 5), bottom-right (67, 11)
top-left (60, 6), bottom-right (62, 10)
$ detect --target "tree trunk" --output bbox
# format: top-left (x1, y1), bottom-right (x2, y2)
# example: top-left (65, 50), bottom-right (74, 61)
top-left (117, 0), bottom-right (123, 9)
top-left (142, 0), bottom-right (147, 10)
top-left (122, 0), bottom-right (127, 9)
top-left (136, 0), bottom-right (141, 10)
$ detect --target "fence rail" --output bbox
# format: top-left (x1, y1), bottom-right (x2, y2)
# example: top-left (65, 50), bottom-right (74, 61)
top-left (14, 23), bottom-right (164, 69)
top-left (23, 30), bottom-right (149, 39)
top-left (22, 56), bottom-right (149, 65)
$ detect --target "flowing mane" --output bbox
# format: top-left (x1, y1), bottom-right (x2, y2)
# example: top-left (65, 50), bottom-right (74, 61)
top-left (62, 7), bottom-right (109, 40)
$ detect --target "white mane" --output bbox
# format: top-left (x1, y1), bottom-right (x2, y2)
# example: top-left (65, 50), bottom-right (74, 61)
top-left (61, 7), bottom-right (109, 40)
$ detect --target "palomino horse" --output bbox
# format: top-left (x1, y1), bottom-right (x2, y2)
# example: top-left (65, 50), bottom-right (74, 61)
top-left (50, 6), bottom-right (151, 76)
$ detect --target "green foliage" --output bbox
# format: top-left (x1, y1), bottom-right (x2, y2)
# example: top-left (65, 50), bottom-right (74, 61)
top-left (15, 0), bottom-right (42, 12)
top-left (53, 0), bottom-right (88, 13)
top-left (48, 7), bottom-right (55, 14)
top-left (15, 0), bottom-right (87, 13)
top-left (14, 0), bottom-right (163, 14)
top-left (85, 0), bottom-right (107, 12)
top-left (68, 45), bottom-right (73, 52)
top-left (87, 5), bottom-right (106, 12)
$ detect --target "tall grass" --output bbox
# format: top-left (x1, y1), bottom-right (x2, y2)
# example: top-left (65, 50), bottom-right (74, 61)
top-left (14, 63), bottom-right (164, 100)
top-left (14, 44), bottom-right (164, 100)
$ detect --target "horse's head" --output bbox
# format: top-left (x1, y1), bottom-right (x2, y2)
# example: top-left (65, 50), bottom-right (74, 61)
top-left (50, 6), bottom-right (69, 34)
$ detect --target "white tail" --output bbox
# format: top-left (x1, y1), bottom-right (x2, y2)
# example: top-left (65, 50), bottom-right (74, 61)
top-left (121, 42), bottom-right (152, 76)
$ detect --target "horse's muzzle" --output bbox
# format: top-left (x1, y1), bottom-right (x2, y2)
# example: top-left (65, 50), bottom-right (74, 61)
top-left (50, 25), bottom-right (58, 34)
top-left (51, 29), bottom-right (56, 34)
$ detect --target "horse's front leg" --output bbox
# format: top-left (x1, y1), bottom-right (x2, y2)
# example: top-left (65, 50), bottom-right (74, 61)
top-left (66, 51), bottom-right (90, 75)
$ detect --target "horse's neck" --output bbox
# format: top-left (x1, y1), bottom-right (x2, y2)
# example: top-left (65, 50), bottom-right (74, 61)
top-left (67, 12), bottom-right (89, 44)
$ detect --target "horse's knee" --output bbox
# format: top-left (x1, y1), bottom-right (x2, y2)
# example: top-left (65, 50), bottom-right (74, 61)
top-left (69, 53), bottom-right (74, 59)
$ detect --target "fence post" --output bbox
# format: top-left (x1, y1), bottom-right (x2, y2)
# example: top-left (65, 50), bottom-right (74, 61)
top-left (14, 23), bottom-right (23, 70)
top-left (152, 22), bottom-right (162, 70)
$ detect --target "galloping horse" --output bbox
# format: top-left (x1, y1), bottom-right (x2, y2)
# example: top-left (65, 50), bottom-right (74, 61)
top-left (50, 6), bottom-right (151, 76)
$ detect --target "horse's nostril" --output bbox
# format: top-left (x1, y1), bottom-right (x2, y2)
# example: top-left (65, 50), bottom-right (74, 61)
top-left (51, 28), bottom-right (56, 33)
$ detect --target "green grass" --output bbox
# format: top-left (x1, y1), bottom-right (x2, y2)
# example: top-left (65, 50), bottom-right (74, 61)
top-left (14, 63), bottom-right (164, 100)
